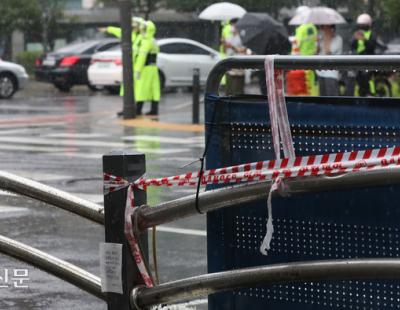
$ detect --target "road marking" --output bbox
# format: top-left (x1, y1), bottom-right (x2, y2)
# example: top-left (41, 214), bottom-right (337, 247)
top-left (0, 136), bottom-right (195, 153)
top-left (0, 122), bottom-right (67, 129)
top-left (0, 189), bottom-right (103, 204)
top-left (0, 111), bottom-right (109, 126)
top-left (0, 136), bottom-right (125, 148)
top-left (157, 226), bottom-right (206, 237)
top-left (0, 144), bottom-right (79, 153)
top-left (120, 118), bottom-right (204, 133)
top-left (6, 171), bottom-right (73, 182)
top-left (44, 133), bottom-right (109, 139)
top-left (0, 206), bottom-right (30, 217)
top-left (48, 146), bottom-right (190, 159)
top-left (123, 135), bottom-right (204, 146)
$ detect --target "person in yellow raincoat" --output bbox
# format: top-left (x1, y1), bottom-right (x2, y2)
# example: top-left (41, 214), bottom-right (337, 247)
top-left (219, 19), bottom-right (235, 87)
top-left (134, 20), bottom-right (160, 116)
top-left (99, 17), bottom-right (144, 101)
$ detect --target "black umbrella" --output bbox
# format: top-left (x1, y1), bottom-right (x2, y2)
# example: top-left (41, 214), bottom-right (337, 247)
top-left (237, 12), bottom-right (291, 55)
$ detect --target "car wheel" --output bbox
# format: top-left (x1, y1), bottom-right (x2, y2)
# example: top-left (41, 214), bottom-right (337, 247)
top-left (87, 83), bottom-right (103, 92)
top-left (106, 86), bottom-right (120, 95)
top-left (0, 73), bottom-right (17, 99)
top-left (54, 82), bottom-right (71, 92)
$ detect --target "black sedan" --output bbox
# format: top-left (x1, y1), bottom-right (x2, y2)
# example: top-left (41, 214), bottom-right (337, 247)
top-left (35, 39), bottom-right (119, 92)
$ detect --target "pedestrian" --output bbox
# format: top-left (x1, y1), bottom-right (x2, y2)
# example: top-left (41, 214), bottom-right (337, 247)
top-left (351, 13), bottom-right (385, 96)
top-left (286, 6), bottom-right (318, 96)
top-left (219, 19), bottom-right (235, 88)
top-left (223, 20), bottom-right (246, 95)
top-left (316, 25), bottom-right (343, 96)
top-left (134, 20), bottom-right (160, 116)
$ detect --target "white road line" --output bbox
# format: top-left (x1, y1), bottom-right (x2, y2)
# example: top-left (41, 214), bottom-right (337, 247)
top-left (0, 122), bottom-right (66, 129)
top-left (123, 135), bottom-right (204, 146)
top-left (6, 171), bottom-right (72, 182)
top-left (0, 189), bottom-right (102, 204)
top-left (49, 147), bottom-right (190, 159)
top-left (157, 226), bottom-right (206, 237)
top-left (0, 136), bottom-right (125, 148)
top-left (44, 133), bottom-right (109, 139)
top-left (0, 206), bottom-right (30, 217)
top-left (0, 104), bottom-right (67, 112)
top-left (0, 136), bottom-right (199, 152)
top-left (0, 144), bottom-right (79, 153)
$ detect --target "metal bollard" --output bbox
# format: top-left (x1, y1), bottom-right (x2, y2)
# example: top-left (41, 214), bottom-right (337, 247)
top-left (192, 68), bottom-right (200, 124)
top-left (103, 151), bottom-right (147, 310)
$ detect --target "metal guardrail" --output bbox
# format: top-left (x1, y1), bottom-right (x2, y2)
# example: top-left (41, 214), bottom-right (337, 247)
top-left (0, 234), bottom-right (105, 300)
top-left (206, 55), bottom-right (400, 94)
top-left (0, 170), bottom-right (104, 224)
top-left (136, 165), bottom-right (400, 230)
top-left (131, 258), bottom-right (400, 308)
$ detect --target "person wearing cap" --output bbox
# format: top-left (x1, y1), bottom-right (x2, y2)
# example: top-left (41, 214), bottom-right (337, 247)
top-left (134, 20), bottom-right (160, 115)
top-left (351, 13), bottom-right (384, 96)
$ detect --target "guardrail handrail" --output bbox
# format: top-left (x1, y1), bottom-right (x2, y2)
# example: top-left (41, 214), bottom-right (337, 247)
top-left (0, 170), bottom-right (104, 224)
top-left (136, 165), bottom-right (400, 230)
top-left (131, 258), bottom-right (400, 308)
top-left (206, 55), bottom-right (400, 94)
top-left (0, 234), bottom-right (105, 300)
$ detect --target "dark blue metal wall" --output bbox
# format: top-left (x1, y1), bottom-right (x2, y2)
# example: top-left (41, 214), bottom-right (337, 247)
top-left (205, 94), bottom-right (400, 310)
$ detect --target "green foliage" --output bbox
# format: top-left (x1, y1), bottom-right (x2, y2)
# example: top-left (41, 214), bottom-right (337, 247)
top-left (15, 51), bottom-right (42, 75)
top-left (381, 0), bottom-right (400, 30)
top-left (0, 0), bottom-right (41, 37)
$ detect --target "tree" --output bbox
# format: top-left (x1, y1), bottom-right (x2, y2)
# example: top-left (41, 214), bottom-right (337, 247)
top-left (37, 0), bottom-right (66, 52)
top-left (0, 0), bottom-right (41, 59)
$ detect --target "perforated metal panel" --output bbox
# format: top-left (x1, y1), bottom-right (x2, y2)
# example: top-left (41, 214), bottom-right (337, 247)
top-left (205, 95), bottom-right (400, 310)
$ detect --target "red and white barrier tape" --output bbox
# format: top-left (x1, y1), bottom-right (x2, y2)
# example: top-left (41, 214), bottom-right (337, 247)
top-left (103, 174), bottom-right (154, 288)
top-left (265, 56), bottom-right (295, 159)
top-left (104, 145), bottom-right (400, 284)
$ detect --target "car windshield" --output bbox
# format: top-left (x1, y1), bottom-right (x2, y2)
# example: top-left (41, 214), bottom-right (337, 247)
top-left (56, 41), bottom-right (99, 54)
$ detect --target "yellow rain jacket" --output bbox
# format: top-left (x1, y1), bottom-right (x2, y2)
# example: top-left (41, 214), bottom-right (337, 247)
top-left (293, 23), bottom-right (318, 95)
top-left (134, 21), bottom-right (160, 102)
top-left (106, 26), bottom-right (142, 96)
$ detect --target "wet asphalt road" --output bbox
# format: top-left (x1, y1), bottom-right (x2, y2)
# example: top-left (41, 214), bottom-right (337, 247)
top-left (0, 82), bottom-right (208, 309)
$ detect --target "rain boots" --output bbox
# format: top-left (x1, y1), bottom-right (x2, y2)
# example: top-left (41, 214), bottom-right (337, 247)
top-left (136, 101), bottom-right (143, 115)
top-left (145, 101), bottom-right (159, 116)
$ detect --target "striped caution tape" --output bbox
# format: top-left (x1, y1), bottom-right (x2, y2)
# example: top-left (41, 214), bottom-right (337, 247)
top-left (103, 146), bottom-right (400, 285)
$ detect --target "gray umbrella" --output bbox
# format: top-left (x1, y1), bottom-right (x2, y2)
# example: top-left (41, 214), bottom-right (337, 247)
top-left (237, 12), bottom-right (290, 55)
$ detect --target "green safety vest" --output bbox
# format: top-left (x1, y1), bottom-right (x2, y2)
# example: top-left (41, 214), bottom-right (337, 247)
top-left (356, 30), bottom-right (372, 54)
top-left (295, 23), bottom-right (318, 56)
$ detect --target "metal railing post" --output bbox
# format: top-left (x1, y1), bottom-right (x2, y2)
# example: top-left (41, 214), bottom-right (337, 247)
top-left (103, 151), bottom-right (147, 310)
top-left (192, 68), bottom-right (200, 124)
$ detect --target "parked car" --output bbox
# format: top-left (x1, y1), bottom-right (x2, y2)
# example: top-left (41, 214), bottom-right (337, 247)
top-left (88, 38), bottom-right (220, 92)
top-left (35, 39), bottom-right (119, 92)
top-left (0, 59), bottom-right (29, 99)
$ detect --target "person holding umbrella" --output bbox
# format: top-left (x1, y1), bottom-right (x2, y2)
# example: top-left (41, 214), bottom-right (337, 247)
top-left (316, 25), bottom-right (343, 96)
top-left (288, 6), bottom-right (346, 96)
top-left (236, 12), bottom-right (290, 95)
top-left (198, 2), bottom-right (246, 89)
top-left (223, 19), bottom-right (247, 95)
